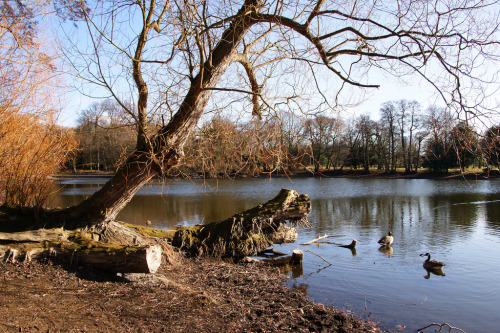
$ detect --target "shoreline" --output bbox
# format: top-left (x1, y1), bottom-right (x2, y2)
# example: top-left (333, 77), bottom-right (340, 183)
top-left (0, 258), bottom-right (383, 332)
top-left (56, 169), bottom-right (499, 181)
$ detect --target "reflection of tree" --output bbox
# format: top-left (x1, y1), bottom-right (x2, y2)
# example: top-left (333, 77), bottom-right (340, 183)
top-left (309, 189), bottom-right (484, 246)
top-left (52, 180), bottom-right (496, 247)
top-left (428, 194), bottom-right (480, 229)
top-left (485, 198), bottom-right (500, 232)
top-left (117, 194), bottom-right (260, 228)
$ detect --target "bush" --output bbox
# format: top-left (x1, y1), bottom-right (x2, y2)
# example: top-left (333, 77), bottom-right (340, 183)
top-left (0, 113), bottom-right (77, 211)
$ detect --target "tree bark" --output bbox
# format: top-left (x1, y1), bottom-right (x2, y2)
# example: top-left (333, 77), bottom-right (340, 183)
top-left (0, 239), bottom-right (162, 274)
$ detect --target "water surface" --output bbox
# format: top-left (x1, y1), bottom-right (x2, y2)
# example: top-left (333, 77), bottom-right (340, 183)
top-left (51, 177), bottom-right (500, 332)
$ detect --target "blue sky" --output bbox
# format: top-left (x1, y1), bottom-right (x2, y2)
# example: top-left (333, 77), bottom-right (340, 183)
top-left (52, 1), bottom-right (500, 131)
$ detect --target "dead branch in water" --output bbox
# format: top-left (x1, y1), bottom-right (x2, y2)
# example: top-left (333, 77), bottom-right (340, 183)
top-left (418, 323), bottom-right (466, 333)
top-left (303, 248), bottom-right (332, 266)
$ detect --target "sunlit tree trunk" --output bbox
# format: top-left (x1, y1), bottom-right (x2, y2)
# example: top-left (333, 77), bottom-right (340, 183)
top-left (49, 0), bottom-right (261, 229)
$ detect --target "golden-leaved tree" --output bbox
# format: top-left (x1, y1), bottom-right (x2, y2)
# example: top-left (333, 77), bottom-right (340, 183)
top-left (0, 0), bottom-right (79, 211)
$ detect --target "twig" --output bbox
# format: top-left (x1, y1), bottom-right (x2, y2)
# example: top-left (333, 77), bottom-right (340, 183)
top-left (302, 248), bottom-right (333, 265)
top-left (300, 234), bottom-right (345, 245)
top-left (0, 321), bottom-right (19, 329)
top-left (417, 323), bottom-right (466, 333)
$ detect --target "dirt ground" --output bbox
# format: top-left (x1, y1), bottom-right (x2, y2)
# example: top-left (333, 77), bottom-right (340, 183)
top-left (0, 258), bottom-right (382, 332)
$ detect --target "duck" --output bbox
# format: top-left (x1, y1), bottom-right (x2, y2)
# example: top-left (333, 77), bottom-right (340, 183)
top-left (378, 231), bottom-right (393, 246)
top-left (420, 253), bottom-right (445, 270)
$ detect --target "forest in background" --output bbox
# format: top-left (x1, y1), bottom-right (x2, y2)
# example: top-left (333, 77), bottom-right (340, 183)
top-left (70, 98), bottom-right (500, 178)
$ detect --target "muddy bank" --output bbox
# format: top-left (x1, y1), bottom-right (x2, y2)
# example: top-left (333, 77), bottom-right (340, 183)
top-left (0, 258), bottom-right (382, 332)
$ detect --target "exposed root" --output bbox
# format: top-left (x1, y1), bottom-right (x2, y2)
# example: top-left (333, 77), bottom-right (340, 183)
top-left (172, 189), bottom-right (311, 258)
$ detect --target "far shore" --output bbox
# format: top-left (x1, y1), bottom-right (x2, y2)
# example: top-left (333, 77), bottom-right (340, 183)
top-left (56, 168), bottom-right (500, 181)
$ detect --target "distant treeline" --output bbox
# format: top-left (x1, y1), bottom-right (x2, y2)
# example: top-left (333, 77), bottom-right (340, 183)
top-left (69, 99), bottom-right (500, 177)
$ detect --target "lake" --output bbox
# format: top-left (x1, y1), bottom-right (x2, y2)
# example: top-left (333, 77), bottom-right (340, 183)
top-left (50, 177), bottom-right (500, 332)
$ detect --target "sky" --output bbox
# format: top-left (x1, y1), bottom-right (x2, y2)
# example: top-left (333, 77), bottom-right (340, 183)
top-left (51, 0), bottom-right (500, 132)
top-left (55, 66), bottom-right (452, 128)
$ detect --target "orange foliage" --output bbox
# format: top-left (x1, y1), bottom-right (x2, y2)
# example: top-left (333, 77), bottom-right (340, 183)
top-left (0, 14), bottom-right (77, 210)
top-left (0, 113), bottom-right (77, 209)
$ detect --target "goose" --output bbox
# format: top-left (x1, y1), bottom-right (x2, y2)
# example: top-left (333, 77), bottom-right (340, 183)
top-left (378, 231), bottom-right (393, 246)
top-left (420, 253), bottom-right (445, 270)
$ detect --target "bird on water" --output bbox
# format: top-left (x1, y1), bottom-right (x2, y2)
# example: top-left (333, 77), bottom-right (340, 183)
top-left (378, 231), bottom-right (393, 246)
top-left (420, 253), bottom-right (445, 270)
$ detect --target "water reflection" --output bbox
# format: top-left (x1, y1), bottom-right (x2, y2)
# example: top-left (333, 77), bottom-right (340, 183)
top-left (378, 245), bottom-right (393, 257)
top-left (278, 264), bottom-right (303, 279)
top-left (485, 197), bottom-right (500, 232)
top-left (424, 267), bottom-right (446, 279)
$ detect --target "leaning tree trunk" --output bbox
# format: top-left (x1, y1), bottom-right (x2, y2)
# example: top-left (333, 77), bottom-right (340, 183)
top-left (2, 189), bottom-right (310, 272)
top-left (45, 0), bottom-right (263, 230)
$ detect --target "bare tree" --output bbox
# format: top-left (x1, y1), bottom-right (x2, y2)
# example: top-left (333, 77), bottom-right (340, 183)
top-left (484, 126), bottom-right (500, 172)
top-left (75, 100), bottom-right (137, 171)
top-left (53, 0), bottom-right (500, 228)
top-left (358, 115), bottom-right (375, 173)
top-left (304, 116), bottom-right (341, 172)
top-left (380, 101), bottom-right (398, 172)
top-left (395, 100), bottom-right (422, 173)
top-left (422, 105), bottom-right (457, 172)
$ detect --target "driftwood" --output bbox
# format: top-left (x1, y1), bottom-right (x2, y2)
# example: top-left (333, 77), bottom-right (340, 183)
top-left (258, 248), bottom-right (287, 256)
top-left (241, 249), bottom-right (304, 266)
top-left (338, 239), bottom-right (357, 249)
top-left (0, 188), bottom-right (310, 272)
top-left (300, 234), bottom-right (345, 245)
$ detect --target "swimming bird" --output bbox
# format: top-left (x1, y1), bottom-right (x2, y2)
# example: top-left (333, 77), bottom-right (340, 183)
top-left (378, 231), bottom-right (393, 245)
top-left (420, 253), bottom-right (445, 270)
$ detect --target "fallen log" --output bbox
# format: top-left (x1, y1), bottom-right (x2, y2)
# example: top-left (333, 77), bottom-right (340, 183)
top-left (0, 240), bottom-right (162, 274)
top-left (0, 188), bottom-right (310, 271)
top-left (0, 228), bottom-right (72, 242)
top-left (170, 189), bottom-right (310, 258)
